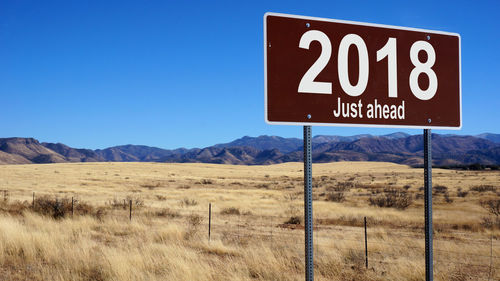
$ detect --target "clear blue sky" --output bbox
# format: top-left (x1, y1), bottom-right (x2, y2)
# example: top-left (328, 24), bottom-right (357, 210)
top-left (0, 0), bottom-right (498, 149)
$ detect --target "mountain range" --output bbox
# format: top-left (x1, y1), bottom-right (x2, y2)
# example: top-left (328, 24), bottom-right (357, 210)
top-left (0, 133), bottom-right (499, 167)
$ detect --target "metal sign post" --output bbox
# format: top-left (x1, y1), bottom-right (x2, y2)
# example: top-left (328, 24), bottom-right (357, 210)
top-left (424, 129), bottom-right (433, 281)
top-left (303, 125), bottom-right (314, 281)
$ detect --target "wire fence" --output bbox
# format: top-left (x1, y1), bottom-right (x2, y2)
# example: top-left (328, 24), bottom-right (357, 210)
top-left (1, 189), bottom-right (499, 279)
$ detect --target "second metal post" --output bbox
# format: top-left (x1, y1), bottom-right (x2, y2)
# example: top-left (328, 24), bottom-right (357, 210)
top-left (424, 129), bottom-right (433, 281)
top-left (303, 126), bottom-right (314, 281)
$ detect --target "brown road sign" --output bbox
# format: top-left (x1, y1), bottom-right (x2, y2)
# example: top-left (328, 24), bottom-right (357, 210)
top-left (264, 12), bottom-right (461, 129)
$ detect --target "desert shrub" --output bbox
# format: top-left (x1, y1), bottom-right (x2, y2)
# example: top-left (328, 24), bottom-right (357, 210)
top-left (201, 179), bottom-right (214, 184)
top-left (284, 216), bottom-right (301, 225)
top-left (326, 192), bottom-right (345, 202)
top-left (140, 181), bottom-right (162, 189)
top-left (457, 190), bottom-right (469, 197)
top-left (0, 200), bottom-right (30, 216)
top-left (184, 214), bottom-right (202, 240)
top-left (369, 189), bottom-right (412, 210)
top-left (126, 196), bottom-right (144, 207)
top-left (256, 183), bottom-right (269, 189)
top-left (480, 216), bottom-right (500, 229)
top-left (32, 196), bottom-right (94, 219)
top-left (471, 185), bottom-right (496, 193)
top-left (154, 208), bottom-right (180, 218)
top-left (220, 207), bottom-right (240, 215)
top-left (329, 181), bottom-right (355, 192)
top-left (94, 207), bottom-right (107, 221)
top-left (480, 199), bottom-right (500, 217)
top-left (156, 195), bottom-right (167, 201)
top-left (32, 196), bottom-right (66, 218)
top-left (179, 198), bottom-right (198, 207)
top-left (189, 214), bottom-right (202, 227)
top-left (434, 185), bottom-right (448, 194)
top-left (74, 200), bottom-right (95, 216)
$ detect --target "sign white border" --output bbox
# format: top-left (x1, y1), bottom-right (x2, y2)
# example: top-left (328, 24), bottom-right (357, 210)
top-left (264, 12), bottom-right (462, 130)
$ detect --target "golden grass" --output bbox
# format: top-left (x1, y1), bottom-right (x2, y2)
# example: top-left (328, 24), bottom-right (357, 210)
top-left (0, 161), bottom-right (498, 280)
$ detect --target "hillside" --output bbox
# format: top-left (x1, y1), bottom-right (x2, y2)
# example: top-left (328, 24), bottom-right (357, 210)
top-left (0, 133), bottom-right (498, 166)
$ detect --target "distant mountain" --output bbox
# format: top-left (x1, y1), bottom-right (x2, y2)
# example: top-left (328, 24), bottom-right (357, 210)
top-left (310, 134), bottom-right (498, 166)
top-left (94, 145), bottom-right (187, 162)
top-left (383, 132), bottom-right (412, 139)
top-left (0, 133), bottom-right (498, 166)
top-left (312, 134), bottom-right (372, 144)
top-left (0, 138), bottom-right (66, 164)
top-left (214, 135), bottom-right (302, 153)
top-left (0, 150), bottom-right (32, 164)
top-left (215, 133), bottom-right (412, 152)
top-left (312, 132), bottom-right (410, 143)
top-left (163, 146), bottom-right (271, 165)
top-left (42, 143), bottom-right (104, 162)
top-left (476, 133), bottom-right (500, 143)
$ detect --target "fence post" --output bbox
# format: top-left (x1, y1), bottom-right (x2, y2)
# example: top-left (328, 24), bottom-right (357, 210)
top-left (208, 203), bottom-right (212, 242)
top-left (32, 192), bottom-right (35, 208)
top-left (129, 199), bottom-right (132, 221)
top-left (364, 216), bottom-right (368, 269)
top-left (489, 233), bottom-right (493, 281)
top-left (72, 197), bottom-right (74, 218)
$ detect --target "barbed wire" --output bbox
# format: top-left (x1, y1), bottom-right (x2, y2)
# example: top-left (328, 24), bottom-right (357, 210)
top-left (1, 190), bottom-right (499, 277)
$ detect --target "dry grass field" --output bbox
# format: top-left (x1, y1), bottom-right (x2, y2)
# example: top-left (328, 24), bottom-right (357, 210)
top-left (0, 161), bottom-right (498, 280)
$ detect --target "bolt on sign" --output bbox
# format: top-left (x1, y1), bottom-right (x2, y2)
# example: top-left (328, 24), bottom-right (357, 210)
top-left (264, 13), bottom-right (461, 129)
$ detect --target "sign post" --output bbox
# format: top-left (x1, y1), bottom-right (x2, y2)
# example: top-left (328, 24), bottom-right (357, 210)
top-left (264, 12), bottom-right (460, 281)
top-left (303, 125), bottom-right (313, 281)
top-left (423, 129), bottom-right (433, 280)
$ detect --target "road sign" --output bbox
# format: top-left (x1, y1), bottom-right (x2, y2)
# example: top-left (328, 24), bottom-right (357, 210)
top-left (264, 12), bottom-right (461, 129)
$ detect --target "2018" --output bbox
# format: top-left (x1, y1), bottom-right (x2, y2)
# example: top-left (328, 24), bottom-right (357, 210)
top-left (298, 30), bottom-right (437, 101)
